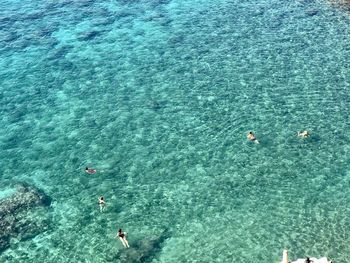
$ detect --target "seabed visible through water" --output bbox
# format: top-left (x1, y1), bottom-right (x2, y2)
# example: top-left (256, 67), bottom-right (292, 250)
top-left (1, 0), bottom-right (350, 262)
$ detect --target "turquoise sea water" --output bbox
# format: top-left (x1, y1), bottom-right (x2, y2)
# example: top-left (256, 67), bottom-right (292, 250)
top-left (1, 0), bottom-right (350, 262)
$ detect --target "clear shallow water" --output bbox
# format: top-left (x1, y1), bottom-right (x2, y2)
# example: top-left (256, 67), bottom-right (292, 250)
top-left (1, 0), bottom-right (350, 262)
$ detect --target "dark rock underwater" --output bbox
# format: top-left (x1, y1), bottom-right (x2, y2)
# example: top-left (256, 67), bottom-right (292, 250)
top-left (0, 183), bottom-right (52, 252)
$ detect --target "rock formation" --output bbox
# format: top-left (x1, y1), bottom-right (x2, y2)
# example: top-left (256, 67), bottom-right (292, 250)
top-left (0, 183), bottom-right (52, 252)
top-left (328, 0), bottom-right (350, 8)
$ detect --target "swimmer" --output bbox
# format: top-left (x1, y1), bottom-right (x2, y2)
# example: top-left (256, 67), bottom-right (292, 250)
top-left (298, 130), bottom-right (310, 138)
top-left (247, 131), bottom-right (259, 144)
top-left (117, 228), bottom-right (130, 248)
top-left (85, 167), bottom-right (97, 174)
top-left (98, 196), bottom-right (106, 212)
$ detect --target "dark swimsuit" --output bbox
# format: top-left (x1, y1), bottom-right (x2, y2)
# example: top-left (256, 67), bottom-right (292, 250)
top-left (118, 233), bottom-right (125, 238)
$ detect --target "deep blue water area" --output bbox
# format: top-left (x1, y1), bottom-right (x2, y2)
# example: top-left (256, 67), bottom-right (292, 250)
top-left (1, 0), bottom-right (350, 262)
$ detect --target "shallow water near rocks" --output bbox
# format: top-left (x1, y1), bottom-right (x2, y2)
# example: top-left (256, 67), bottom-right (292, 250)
top-left (1, 0), bottom-right (350, 262)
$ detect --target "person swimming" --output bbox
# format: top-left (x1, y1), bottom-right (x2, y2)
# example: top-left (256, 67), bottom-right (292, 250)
top-left (98, 196), bottom-right (106, 212)
top-left (298, 130), bottom-right (310, 138)
top-left (117, 229), bottom-right (130, 248)
top-left (247, 131), bottom-right (259, 144)
top-left (85, 167), bottom-right (96, 174)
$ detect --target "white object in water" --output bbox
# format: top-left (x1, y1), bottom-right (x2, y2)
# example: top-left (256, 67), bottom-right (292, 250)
top-left (280, 250), bottom-right (332, 263)
top-left (291, 258), bottom-right (331, 263)
top-left (281, 249), bottom-right (288, 263)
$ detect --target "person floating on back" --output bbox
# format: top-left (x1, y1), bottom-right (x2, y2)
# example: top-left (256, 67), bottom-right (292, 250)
top-left (98, 196), bottom-right (106, 212)
top-left (117, 228), bottom-right (130, 248)
top-left (85, 167), bottom-right (97, 174)
top-left (298, 130), bottom-right (310, 138)
top-left (247, 131), bottom-right (259, 144)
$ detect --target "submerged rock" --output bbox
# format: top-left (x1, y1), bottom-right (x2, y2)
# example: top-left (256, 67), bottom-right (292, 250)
top-left (306, 9), bottom-right (318, 16)
top-left (147, 100), bottom-right (164, 111)
top-left (0, 183), bottom-right (51, 216)
top-left (329, 0), bottom-right (350, 9)
top-left (77, 30), bottom-right (105, 41)
top-left (0, 183), bottom-right (52, 252)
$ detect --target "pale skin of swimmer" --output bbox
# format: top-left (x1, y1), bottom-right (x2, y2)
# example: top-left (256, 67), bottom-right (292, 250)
top-left (298, 130), bottom-right (310, 138)
top-left (247, 131), bottom-right (259, 144)
top-left (85, 167), bottom-right (96, 174)
top-left (98, 196), bottom-right (106, 212)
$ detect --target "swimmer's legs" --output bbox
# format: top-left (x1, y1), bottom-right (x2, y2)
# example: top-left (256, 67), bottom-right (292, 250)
top-left (119, 237), bottom-right (127, 247)
top-left (123, 238), bottom-right (130, 248)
